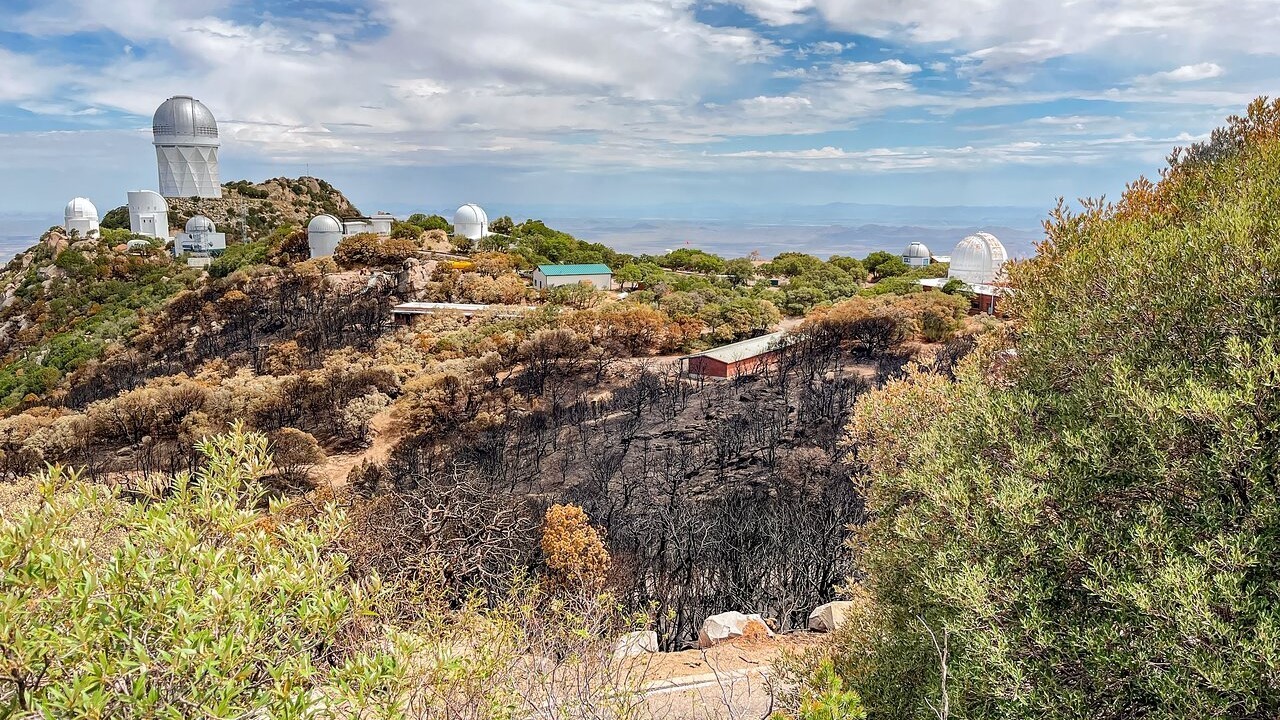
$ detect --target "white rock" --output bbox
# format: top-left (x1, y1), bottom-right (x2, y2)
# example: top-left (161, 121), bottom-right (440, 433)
top-left (613, 630), bottom-right (659, 658)
top-left (698, 611), bottom-right (775, 648)
top-left (808, 601), bottom-right (854, 633)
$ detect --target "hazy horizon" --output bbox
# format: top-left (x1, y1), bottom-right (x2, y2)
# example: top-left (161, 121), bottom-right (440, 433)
top-left (0, 195), bottom-right (1046, 265)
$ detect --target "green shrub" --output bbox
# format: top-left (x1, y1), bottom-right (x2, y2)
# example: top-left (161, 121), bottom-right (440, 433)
top-left (209, 240), bottom-right (269, 278)
top-left (772, 660), bottom-right (867, 720)
top-left (0, 424), bottom-right (403, 717)
top-left (844, 98), bottom-right (1280, 719)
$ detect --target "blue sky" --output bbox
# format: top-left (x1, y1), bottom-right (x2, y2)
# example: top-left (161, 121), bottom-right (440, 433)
top-left (0, 0), bottom-right (1277, 220)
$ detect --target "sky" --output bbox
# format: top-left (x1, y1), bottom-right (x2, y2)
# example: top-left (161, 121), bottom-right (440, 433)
top-left (0, 0), bottom-right (1278, 221)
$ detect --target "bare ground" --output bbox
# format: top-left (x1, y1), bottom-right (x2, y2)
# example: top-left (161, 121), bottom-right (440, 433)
top-left (314, 409), bottom-right (399, 489)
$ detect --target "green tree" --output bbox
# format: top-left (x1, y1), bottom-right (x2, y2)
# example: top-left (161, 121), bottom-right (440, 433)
top-left (828, 255), bottom-right (869, 283)
top-left (615, 263), bottom-right (644, 290)
top-left (490, 215), bottom-right (515, 235)
top-left (870, 256), bottom-right (908, 279)
top-left (844, 98), bottom-right (1280, 720)
top-left (765, 252), bottom-right (824, 278)
top-left (724, 257), bottom-right (758, 286)
top-left (100, 205), bottom-right (131, 230)
top-left (941, 277), bottom-right (972, 297)
top-left (407, 213), bottom-right (452, 233)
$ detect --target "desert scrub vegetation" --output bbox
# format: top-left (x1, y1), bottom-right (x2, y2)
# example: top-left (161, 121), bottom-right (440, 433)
top-left (0, 425), bottom-right (658, 718)
top-left (0, 424), bottom-right (403, 717)
top-left (790, 98), bottom-right (1280, 719)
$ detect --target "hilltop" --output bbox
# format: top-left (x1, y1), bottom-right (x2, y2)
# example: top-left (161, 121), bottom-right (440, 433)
top-left (105, 176), bottom-right (361, 243)
top-left (0, 170), bottom-right (993, 717)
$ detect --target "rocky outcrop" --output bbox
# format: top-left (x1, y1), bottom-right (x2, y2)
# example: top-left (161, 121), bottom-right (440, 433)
top-left (613, 631), bottom-right (659, 658)
top-left (808, 601), bottom-right (854, 633)
top-left (698, 611), bottom-right (775, 648)
top-left (166, 176), bottom-right (361, 244)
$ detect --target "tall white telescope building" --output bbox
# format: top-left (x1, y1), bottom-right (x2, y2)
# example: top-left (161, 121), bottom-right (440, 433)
top-left (152, 95), bottom-right (222, 199)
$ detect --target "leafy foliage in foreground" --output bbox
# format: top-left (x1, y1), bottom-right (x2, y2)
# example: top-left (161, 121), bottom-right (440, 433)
top-left (0, 425), bottom-right (401, 717)
top-left (842, 98), bottom-right (1280, 718)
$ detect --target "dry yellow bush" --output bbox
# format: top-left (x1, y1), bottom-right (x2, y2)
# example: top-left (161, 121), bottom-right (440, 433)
top-left (540, 504), bottom-right (610, 592)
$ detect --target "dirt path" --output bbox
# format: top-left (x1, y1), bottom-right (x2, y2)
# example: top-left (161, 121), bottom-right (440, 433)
top-left (315, 410), bottom-right (399, 489)
top-left (638, 634), bottom-right (823, 719)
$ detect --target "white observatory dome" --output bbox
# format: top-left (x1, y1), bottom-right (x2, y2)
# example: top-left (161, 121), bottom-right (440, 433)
top-left (152, 96), bottom-right (219, 141)
top-left (65, 197), bottom-right (98, 222)
top-left (902, 241), bottom-right (932, 267)
top-left (948, 232), bottom-right (1008, 285)
top-left (307, 214), bottom-right (344, 258)
top-left (453, 203), bottom-right (490, 240)
top-left (185, 215), bottom-right (216, 234)
top-left (63, 197), bottom-right (100, 238)
top-left (308, 214), bottom-right (342, 234)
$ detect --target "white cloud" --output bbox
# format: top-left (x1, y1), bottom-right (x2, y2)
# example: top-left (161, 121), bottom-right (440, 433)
top-left (0, 49), bottom-right (62, 103)
top-left (0, 0), bottom-right (1268, 191)
top-left (733, 0), bottom-right (1280, 73)
top-left (1136, 62), bottom-right (1225, 84)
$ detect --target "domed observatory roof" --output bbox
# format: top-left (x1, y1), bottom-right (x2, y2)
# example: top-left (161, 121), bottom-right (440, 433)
top-left (949, 232), bottom-right (1009, 285)
top-left (453, 203), bottom-right (489, 240)
top-left (902, 241), bottom-right (932, 267)
top-left (65, 197), bottom-right (98, 222)
top-left (152, 95), bottom-right (222, 199)
top-left (307, 214), bottom-right (344, 258)
top-left (308, 214), bottom-right (342, 234)
top-left (63, 197), bottom-right (100, 237)
top-left (152, 96), bottom-right (219, 144)
top-left (185, 215), bottom-right (216, 234)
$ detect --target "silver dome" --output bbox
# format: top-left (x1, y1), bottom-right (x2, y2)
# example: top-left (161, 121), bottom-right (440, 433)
top-left (949, 232), bottom-right (1008, 285)
top-left (903, 241), bottom-right (931, 259)
top-left (153, 95), bottom-right (219, 140)
top-left (185, 215), bottom-right (216, 234)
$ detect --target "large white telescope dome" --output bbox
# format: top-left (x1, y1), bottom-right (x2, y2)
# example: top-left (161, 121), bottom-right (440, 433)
top-left (948, 232), bottom-right (1008, 285)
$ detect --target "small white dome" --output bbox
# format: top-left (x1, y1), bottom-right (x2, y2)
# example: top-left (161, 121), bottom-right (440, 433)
top-left (64, 197), bottom-right (98, 222)
top-left (308, 214), bottom-right (342, 234)
top-left (949, 232), bottom-right (1008, 285)
top-left (453, 203), bottom-right (489, 240)
top-left (903, 242), bottom-right (931, 259)
top-left (185, 215), bottom-right (215, 234)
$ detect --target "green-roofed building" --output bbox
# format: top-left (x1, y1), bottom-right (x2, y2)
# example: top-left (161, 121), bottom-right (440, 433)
top-left (533, 263), bottom-right (614, 291)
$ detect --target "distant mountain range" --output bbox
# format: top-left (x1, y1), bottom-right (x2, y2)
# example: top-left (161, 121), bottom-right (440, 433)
top-left (0, 199), bottom-right (1046, 264)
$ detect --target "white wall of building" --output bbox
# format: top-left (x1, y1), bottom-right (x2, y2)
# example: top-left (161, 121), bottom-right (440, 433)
top-left (532, 271), bottom-right (614, 290)
top-left (127, 190), bottom-right (171, 240)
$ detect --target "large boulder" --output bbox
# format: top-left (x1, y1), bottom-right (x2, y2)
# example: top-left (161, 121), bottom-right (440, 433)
top-left (808, 601), bottom-right (854, 633)
top-left (698, 611), bottom-right (775, 648)
top-left (613, 630), bottom-right (659, 659)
